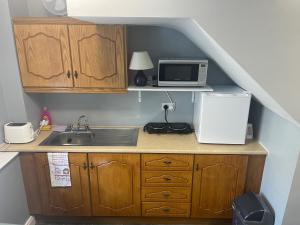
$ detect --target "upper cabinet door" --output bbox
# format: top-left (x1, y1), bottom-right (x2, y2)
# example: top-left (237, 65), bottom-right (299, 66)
top-left (68, 25), bottom-right (127, 90)
top-left (191, 155), bottom-right (248, 219)
top-left (14, 24), bottom-right (73, 88)
top-left (89, 154), bottom-right (141, 216)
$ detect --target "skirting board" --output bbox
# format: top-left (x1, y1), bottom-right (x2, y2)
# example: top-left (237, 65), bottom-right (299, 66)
top-left (24, 216), bottom-right (36, 225)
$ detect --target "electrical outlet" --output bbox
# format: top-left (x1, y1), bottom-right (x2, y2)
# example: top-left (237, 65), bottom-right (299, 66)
top-left (161, 103), bottom-right (175, 112)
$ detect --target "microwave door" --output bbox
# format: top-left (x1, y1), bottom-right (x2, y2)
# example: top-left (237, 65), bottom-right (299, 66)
top-left (158, 63), bottom-right (200, 86)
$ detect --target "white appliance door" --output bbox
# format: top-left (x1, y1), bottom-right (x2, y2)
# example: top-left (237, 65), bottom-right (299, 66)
top-left (199, 93), bottom-right (251, 144)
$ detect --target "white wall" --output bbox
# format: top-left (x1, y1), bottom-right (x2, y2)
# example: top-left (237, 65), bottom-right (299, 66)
top-left (0, 157), bottom-right (29, 224)
top-left (283, 154), bottom-right (300, 225)
top-left (4, 0), bottom-right (42, 129)
top-left (67, 0), bottom-right (300, 126)
top-left (251, 102), bottom-right (300, 225)
top-left (0, 1), bottom-right (30, 223)
top-left (0, 82), bottom-right (8, 142)
top-left (26, 0), bottom-right (50, 16)
top-left (1, 0), bottom-right (28, 122)
top-left (7, 0), bottom-right (28, 16)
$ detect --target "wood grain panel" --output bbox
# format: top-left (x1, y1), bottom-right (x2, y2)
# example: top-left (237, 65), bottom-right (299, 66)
top-left (19, 153), bottom-right (43, 214)
top-left (142, 154), bottom-right (194, 171)
top-left (142, 202), bottom-right (191, 217)
top-left (35, 153), bottom-right (91, 216)
top-left (245, 155), bottom-right (266, 193)
top-left (142, 171), bottom-right (193, 187)
top-left (191, 155), bottom-right (248, 219)
top-left (142, 187), bottom-right (191, 203)
top-left (14, 17), bottom-right (93, 25)
top-left (89, 154), bottom-right (140, 216)
top-left (14, 24), bottom-right (73, 88)
top-left (68, 25), bottom-right (127, 90)
top-left (23, 87), bottom-right (128, 93)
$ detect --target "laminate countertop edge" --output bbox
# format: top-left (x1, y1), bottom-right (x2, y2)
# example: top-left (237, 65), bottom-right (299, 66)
top-left (0, 129), bottom-right (267, 155)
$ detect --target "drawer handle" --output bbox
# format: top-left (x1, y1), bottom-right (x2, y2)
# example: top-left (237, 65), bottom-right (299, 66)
top-left (163, 176), bottom-right (171, 181)
top-left (162, 208), bottom-right (170, 213)
top-left (67, 70), bottom-right (71, 78)
top-left (162, 191), bottom-right (170, 197)
top-left (163, 160), bottom-right (172, 165)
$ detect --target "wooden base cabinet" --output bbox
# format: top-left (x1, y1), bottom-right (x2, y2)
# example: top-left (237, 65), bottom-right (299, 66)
top-left (20, 153), bottom-right (91, 216)
top-left (88, 154), bottom-right (141, 216)
top-left (20, 153), bottom-right (140, 217)
top-left (191, 155), bottom-right (248, 219)
top-left (141, 154), bottom-right (194, 218)
top-left (20, 152), bottom-right (264, 221)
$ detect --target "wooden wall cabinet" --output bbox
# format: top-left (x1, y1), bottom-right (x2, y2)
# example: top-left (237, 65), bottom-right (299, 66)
top-left (13, 18), bottom-right (127, 93)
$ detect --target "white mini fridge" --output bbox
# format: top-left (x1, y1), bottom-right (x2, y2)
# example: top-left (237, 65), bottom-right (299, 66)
top-left (193, 86), bottom-right (251, 144)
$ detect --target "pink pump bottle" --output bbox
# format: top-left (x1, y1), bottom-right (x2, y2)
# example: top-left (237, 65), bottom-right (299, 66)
top-left (40, 106), bottom-right (52, 131)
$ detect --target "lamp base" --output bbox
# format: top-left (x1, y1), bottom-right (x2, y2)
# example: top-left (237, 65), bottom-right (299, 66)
top-left (134, 70), bottom-right (147, 86)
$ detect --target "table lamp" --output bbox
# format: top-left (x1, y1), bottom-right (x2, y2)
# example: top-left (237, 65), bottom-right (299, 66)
top-left (129, 51), bottom-right (154, 86)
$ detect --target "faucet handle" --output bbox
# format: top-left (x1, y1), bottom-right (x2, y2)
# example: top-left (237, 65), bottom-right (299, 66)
top-left (77, 115), bottom-right (90, 131)
top-left (65, 124), bottom-right (73, 132)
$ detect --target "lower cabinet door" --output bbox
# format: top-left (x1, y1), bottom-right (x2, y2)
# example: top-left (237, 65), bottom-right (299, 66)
top-left (89, 154), bottom-right (141, 216)
top-left (191, 155), bottom-right (248, 219)
top-left (35, 153), bottom-right (91, 216)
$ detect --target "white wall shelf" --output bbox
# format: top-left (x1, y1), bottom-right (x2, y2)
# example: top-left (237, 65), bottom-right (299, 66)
top-left (128, 85), bottom-right (213, 92)
top-left (127, 85), bottom-right (213, 102)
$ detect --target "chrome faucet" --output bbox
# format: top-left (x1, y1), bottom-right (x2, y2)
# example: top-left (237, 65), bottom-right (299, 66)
top-left (66, 115), bottom-right (91, 133)
top-left (77, 115), bottom-right (89, 130)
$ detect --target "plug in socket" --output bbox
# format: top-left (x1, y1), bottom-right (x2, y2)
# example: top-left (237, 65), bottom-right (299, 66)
top-left (162, 103), bottom-right (175, 112)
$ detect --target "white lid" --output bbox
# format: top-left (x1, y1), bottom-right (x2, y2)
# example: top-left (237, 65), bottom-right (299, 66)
top-left (205, 85), bottom-right (251, 97)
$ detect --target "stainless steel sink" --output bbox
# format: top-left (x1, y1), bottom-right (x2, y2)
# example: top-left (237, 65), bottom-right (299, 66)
top-left (39, 128), bottom-right (139, 146)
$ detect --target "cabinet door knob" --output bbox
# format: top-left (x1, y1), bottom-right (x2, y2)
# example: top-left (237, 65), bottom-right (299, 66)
top-left (162, 208), bottom-right (170, 213)
top-left (74, 70), bottom-right (78, 79)
top-left (163, 176), bottom-right (171, 181)
top-left (162, 191), bottom-right (170, 197)
top-left (67, 70), bottom-right (71, 78)
top-left (163, 160), bottom-right (172, 165)
top-left (90, 162), bottom-right (95, 169)
top-left (83, 162), bottom-right (88, 170)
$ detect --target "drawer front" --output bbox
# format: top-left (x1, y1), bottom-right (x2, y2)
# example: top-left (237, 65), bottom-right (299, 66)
top-left (142, 171), bottom-right (193, 187)
top-left (142, 187), bottom-right (191, 203)
top-left (142, 154), bottom-right (194, 171)
top-left (142, 202), bottom-right (190, 217)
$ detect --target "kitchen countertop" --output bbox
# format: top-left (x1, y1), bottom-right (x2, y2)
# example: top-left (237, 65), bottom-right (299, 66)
top-left (0, 128), bottom-right (267, 155)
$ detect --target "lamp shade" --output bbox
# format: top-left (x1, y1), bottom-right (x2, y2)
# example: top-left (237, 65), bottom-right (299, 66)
top-left (129, 51), bottom-right (154, 70)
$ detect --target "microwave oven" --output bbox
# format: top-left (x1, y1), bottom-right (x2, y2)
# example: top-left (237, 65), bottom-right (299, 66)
top-left (158, 59), bottom-right (208, 87)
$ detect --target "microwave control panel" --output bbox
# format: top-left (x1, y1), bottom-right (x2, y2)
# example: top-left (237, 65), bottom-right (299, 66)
top-left (199, 62), bottom-right (208, 83)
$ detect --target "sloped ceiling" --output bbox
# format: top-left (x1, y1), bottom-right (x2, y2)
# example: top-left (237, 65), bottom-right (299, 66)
top-left (67, 0), bottom-right (300, 126)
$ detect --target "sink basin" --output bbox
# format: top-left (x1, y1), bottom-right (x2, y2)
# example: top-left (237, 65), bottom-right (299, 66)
top-left (39, 128), bottom-right (139, 146)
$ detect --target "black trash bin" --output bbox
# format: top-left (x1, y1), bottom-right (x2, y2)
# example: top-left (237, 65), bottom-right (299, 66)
top-left (232, 192), bottom-right (274, 225)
